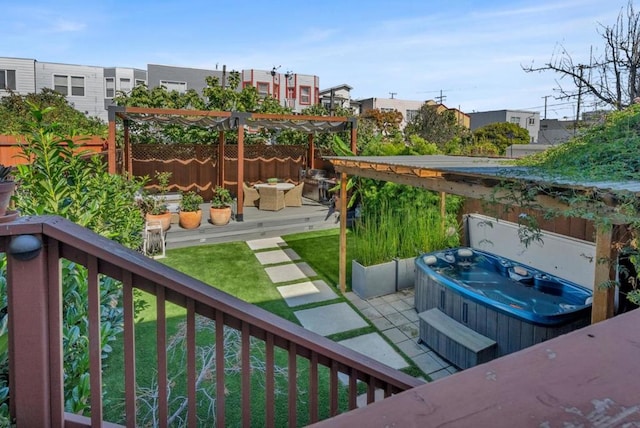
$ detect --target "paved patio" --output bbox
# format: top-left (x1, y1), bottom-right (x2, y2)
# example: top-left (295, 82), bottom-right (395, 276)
top-left (246, 236), bottom-right (459, 382)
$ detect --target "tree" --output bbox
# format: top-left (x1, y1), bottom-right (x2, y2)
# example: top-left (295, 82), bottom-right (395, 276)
top-left (0, 88), bottom-right (106, 136)
top-left (524, 1), bottom-right (640, 111)
top-left (361, 108), bottom-right (403, 136)
top-left (404, 103), bottom-right (469, 149)
top-left (473, 122), bottom-right (530, 155)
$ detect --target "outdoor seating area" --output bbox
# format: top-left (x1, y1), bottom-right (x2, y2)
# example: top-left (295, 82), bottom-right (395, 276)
top-left (248, 181), bottom-right (305, 211)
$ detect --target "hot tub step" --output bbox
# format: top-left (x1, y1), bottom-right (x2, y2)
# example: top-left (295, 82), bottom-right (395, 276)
top-left (418, 308), bottom-right (496, 369)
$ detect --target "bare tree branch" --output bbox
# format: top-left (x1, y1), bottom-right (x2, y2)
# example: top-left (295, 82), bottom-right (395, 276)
top-left (523, 0), bottom-right (640, 112)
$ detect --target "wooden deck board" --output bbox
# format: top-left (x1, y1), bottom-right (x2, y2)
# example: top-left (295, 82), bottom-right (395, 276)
top-left (312, 308), bottom-right (640, 427)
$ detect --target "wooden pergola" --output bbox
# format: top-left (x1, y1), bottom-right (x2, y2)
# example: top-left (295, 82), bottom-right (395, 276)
top-left (107, 106), bottom-right (357, 220)
top-left (327, 155), bottom-right (640, 324)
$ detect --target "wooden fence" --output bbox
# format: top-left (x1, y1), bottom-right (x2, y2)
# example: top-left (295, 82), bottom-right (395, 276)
top-left (0, 135), bottom-right (106, 166)
top-left (132, 144), bottom-right (313, 199)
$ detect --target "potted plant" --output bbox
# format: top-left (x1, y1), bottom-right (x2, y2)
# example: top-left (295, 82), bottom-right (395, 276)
top-left (209, 185), bottom-right (233, 225)
top-left (0, 165), bottom-right (16, 221)
top-left (267, 177), bottom-right (279, 185)
top-left (138, 171), bottom-right (172, 231)
top-left (179, 191), bottom-right (204, 229)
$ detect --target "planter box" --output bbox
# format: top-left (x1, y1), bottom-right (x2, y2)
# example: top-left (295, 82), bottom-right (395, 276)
top-left (395, 257), bottom-right (417, 290)
top-left (352, 260), bottom-right (396, 299)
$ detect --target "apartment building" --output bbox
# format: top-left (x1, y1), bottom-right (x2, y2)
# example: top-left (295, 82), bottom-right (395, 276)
top-left (241, 69), bottom-right (319, 111)
top-left (319, 84), bottom-right (354, 113)
top-left (469, 109), bottom-right (540, 143)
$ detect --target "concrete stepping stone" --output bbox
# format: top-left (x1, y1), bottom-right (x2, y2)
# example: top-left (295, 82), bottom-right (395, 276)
top-left (283, 248), bottom-right (301, 261)
top-left (264, 264), bottom-right (308, 283)
top-left (246, 237), bottom-right (285, 250)
top-left (296, 262), bottom-right (317, 277)
top-left (277, 280), bottom-right (337, 307)
top-left (254, 249), bottom-right (292, 265)
top-left (338, 333), bottom-right (408, 370)
top-left (295, 302), bottom-right (368, 336)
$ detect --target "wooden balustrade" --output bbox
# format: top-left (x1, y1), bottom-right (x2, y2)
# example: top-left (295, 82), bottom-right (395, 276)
top-left (2, 216), bottom-right (421, 426)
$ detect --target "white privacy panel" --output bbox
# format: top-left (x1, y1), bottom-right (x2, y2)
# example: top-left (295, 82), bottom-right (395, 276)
top-left (465, 214), bottom-right (596, 290)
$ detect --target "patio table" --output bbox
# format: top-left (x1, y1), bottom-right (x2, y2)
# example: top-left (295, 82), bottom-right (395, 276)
top-left (254, 183), bottom-right (295, 191)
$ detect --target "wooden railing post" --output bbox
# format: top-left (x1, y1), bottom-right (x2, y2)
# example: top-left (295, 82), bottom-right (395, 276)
top-left (7, 234), bottom-right (63, 427)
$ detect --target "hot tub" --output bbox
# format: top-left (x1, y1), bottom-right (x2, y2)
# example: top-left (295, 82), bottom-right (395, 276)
top-left (415, 247), bottom-right (592, 364)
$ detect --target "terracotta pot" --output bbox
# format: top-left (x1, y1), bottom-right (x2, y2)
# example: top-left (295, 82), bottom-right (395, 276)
top-left (0, 181), bottom-right (16, 217)
top-left (209, 206), bottom-right (231, 226)
top-left (179, 210), bottom-right (202, 229)
top-left (146, 211), bottom-right (171, 231)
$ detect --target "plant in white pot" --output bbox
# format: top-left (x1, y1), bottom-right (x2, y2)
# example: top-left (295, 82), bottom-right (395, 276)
top-left (209, 185), bottom-right (233, 226)
top-left (179, 191), bottom-right (204, 229)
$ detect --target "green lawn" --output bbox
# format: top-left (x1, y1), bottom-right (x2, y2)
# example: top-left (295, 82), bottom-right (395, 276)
top-left (103, 228), bottom-right (422, 425)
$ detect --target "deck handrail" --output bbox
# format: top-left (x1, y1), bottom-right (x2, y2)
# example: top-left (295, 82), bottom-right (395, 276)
top-left (2, 216), bottom-right (422, 427)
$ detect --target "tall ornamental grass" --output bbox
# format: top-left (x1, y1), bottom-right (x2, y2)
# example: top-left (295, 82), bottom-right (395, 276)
top-left (353, 197), bottom-right (460, 266)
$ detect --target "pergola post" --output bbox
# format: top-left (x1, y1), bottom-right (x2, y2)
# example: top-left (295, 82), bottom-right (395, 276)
top-left (308, 134), bottom-right (315, 170)
top-left (217, 131), bottom-right (225, 188)
top-left (107, 113), bottom-right (117, 174)
top-left (349, 118), bottom-right (357, 155)
top-left (124, 120), bottom-right (131, 176)
top-left (591, 224), bottom-right (616, 323)
top-left (339, 173), bottom-right (348, 293)
top-left (235, 114), bottom-right (249, 222)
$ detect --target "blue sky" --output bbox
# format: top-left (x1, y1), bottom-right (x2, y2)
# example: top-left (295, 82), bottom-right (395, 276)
top-left (2, 0), bottom-right (630, 119)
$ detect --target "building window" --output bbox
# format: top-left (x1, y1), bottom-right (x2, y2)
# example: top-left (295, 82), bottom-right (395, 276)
top-left (509, 116), bottom-right (521, 125)
top-left (54, 75), bottom-right (68, 95)
top-left (406, 109), bottom-right (419, 123)
top-left (257, 81), bottom-right (269, 98)
top-left (120, 78), bottom-right (131, 93)
top-left (287, 87), bottom-right (295, 100)
top-left (380, 108), bottom-right (395, 113)
top-left (160, 80), bottom-right (187, 93)
top-left (135, 79), bottom-right (146, 87)
top-left (71, 76), bottom-right (85, 96)
top-left (53, 75), bottom-right (85, 96)
top-left (273, 83), bottom-right (279, 100)
top-left (528, 117), bottom-right (535, 126)
top-left (105, 77), bottom-right (115, 98)
top-left (300, 86), bottom-right (311, 104)
top-left (0, 69), bottom-right (16, 90)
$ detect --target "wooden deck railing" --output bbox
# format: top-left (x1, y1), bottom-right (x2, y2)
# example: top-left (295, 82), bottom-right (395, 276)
top-left (2, 216), bottom-right (421, 427)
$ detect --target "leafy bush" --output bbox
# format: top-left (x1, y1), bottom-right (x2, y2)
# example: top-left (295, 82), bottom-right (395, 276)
top-left (0, 104), bottom-right (146, 418)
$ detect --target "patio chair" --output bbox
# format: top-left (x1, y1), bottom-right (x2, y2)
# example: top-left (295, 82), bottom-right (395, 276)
top-left (243, 182), bottom-right (260, 207)
top-left (259, 186), bottom-right (285, 211)
top-left (284, 182), bottom-right (304, 207)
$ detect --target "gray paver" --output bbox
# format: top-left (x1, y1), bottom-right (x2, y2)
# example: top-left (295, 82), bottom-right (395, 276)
top-left (254, 249), bottom-right (292, 265)
top-left (400, 309), bottom-right (420, 323)
top-left (389, 299), bottom-right (413, 312)
top-left (295, 262), bottom-right (317, 277)
top-left (371, 317), bottom-right (394, 331)
top-left (246, 237), bottom-right (286, 250)
top-left (385, 312), bottom-right (411, 327)
top-left (359, 305), bottom-right (383, 320)
top-left (338, 333), bottom-right (408, 370)
top-left (381, 327), bottom-right (408, 344)
top-left (380, 293), bottom-right (401, 303)
top-left (429, 369), bottom-right (454, 381)
top-left (294, 303), bottom-right (367, 336)
top-left (411, 352), bottom-right (448, 375)
top-left (283, 248), bottom-right (301, 261)
top-left (396, 339), bottom-right (426, 358)
top-left (397, 322), bottom-right (419, 339)
top-left (374, 304), bottom-right (398, 316)
top-left (264, 264), bottom-right (308, 283)
top-left (277, 280), bottom-right (338, 307)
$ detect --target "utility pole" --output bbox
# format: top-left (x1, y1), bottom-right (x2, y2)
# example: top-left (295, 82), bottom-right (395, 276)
top-left (541, 95), bottom-right (550, 120)
top-left (389, 92), bottom-right (397, 99)
top-left (435, 89), bottom-right (447, 104)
